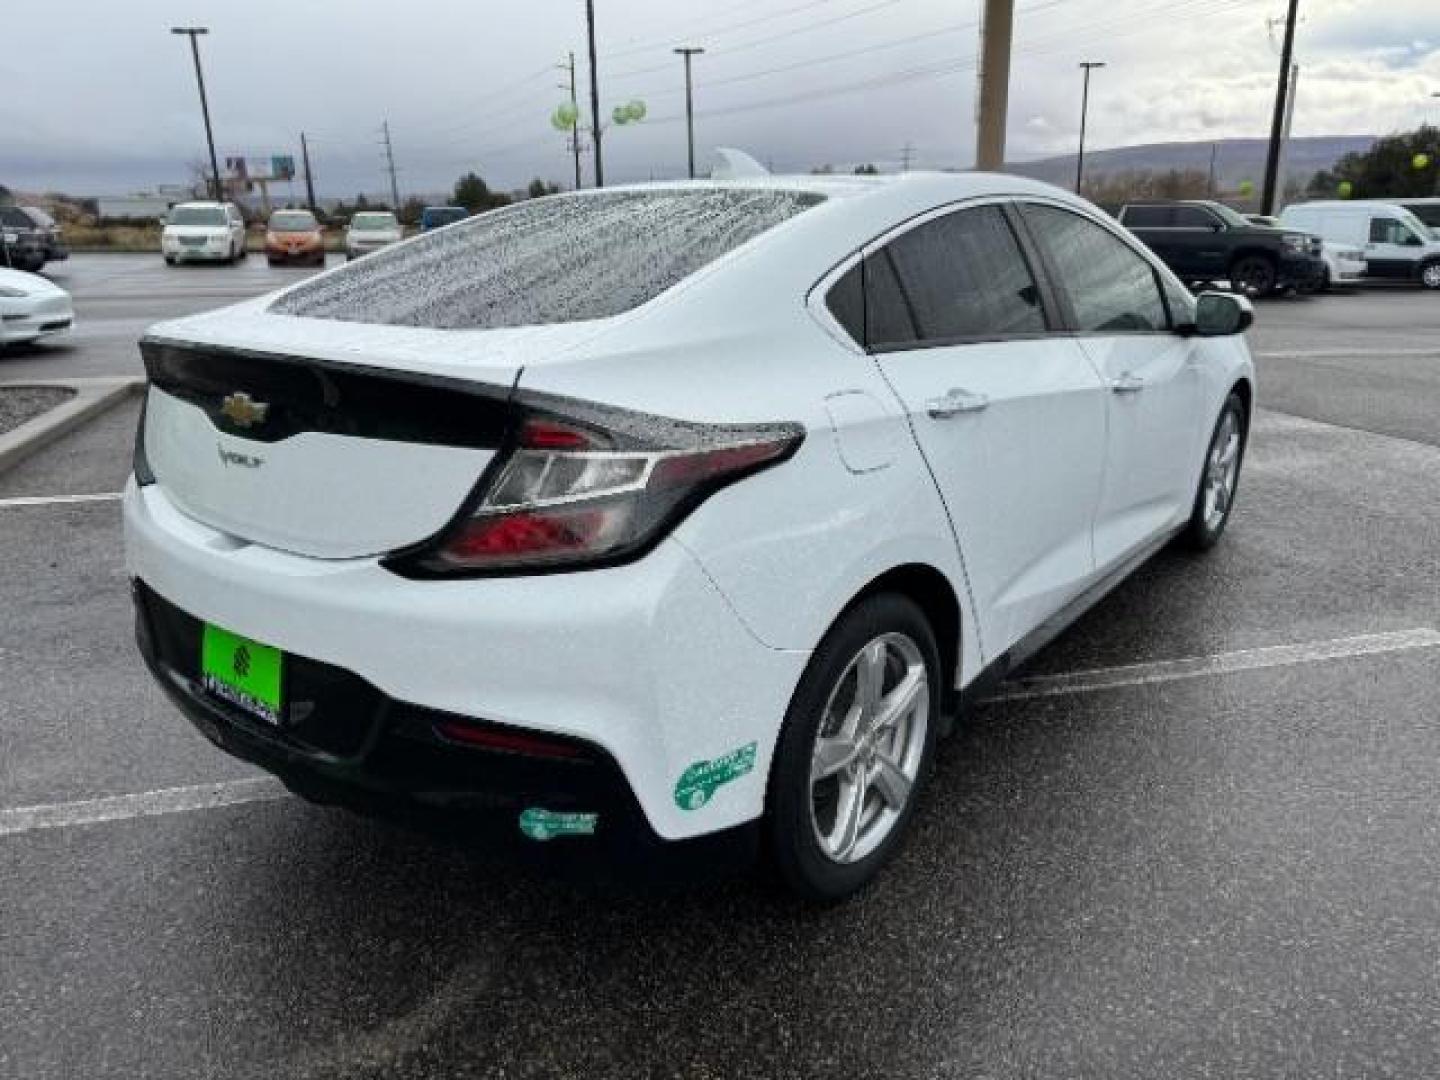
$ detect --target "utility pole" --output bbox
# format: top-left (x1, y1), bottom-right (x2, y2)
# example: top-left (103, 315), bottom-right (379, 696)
top-left (566, 52), bottom-right (582, 190)
top-left (674, 47), bottom-right (705, 179)
top-left (1207, 142), bottom-right (1219, 197)
top-left (170, 27), bottom-right (222, 202)
top-left (1261, 0), bottom-right (1300, 216)
top-left (1075, 61), bottom-right (1105, 194)
top-left (900, 142), bottom-right (915, 171)
top-left (975, 0), bottom-right (1015, 170)
top-left (1275, 63), bottom-right (1300, 205)
top-left (586, 0), bottom-right (604, 187)
top-left (300, 131), bottom-right (317, 211)
top-left (380, 120), bottom-right (401, 211)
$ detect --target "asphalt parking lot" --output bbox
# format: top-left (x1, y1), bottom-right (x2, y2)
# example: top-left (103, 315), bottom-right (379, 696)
top-left (4, 256), bottom-right (1440, 1078)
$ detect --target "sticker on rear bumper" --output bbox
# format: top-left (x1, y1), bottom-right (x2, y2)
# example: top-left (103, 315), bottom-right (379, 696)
top-left (674, 742), bottom-right (757, 810)
top-left (519, 808), bottom-right (599, 841)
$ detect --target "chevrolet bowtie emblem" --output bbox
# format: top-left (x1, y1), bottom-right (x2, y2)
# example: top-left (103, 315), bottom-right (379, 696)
top-left (220, 392), bottom-right (269, 429)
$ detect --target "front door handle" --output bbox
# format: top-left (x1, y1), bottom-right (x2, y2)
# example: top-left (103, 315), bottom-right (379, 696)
top-left (926, 388), bottom-right (989, 419)
top-left (1111, 373), bottom-right (1145, 394)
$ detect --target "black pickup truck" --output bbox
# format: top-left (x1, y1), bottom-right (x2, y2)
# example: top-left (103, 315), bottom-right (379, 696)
top-left (1117, 200), bottom-right (1326, 296)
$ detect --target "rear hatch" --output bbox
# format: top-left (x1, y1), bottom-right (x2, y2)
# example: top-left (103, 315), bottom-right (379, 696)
top-left (141, 185), bottom-right (826, 560)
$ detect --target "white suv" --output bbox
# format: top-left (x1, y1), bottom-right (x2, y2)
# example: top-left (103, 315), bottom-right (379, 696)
top-left (161, 201), bottom-right (247, 265)
top-left (125, 173), bottom-right (1255, 899)
top-left (344, 211), bottom-right (403, 259)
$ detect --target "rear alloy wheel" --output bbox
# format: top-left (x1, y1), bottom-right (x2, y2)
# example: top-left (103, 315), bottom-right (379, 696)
top-left (768, 593), bottom-right (939, 901)
top-left (1420, 261), bottom-right (1440, 291)
top-left (1181, 391), bottom-right (1247, 551)
top-left (1230, 256), bottom-right (1277, 298)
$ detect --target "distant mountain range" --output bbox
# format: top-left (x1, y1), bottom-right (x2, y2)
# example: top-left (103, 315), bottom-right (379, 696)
top-left (1007, 136), bottom-right (1376, 191)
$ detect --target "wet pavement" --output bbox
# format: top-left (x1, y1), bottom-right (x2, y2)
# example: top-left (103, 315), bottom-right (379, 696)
top-left (3, 264), bottom-right (1440, 1078)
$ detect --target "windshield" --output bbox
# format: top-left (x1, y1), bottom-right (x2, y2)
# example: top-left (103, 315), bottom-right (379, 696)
top-left (350, 213), bottom-right (399, 232)
top-left (270, 211), bottom-right (318, 232)
top-left (167, 206), bottom-right (227, 227)
top-left (272, 188), bottom-right (824, 330)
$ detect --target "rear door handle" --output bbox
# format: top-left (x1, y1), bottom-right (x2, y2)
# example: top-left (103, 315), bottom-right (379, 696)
top-left (1111, 373), bottom-right (1145, 394)
top-left (926, 388), bottom-right (989, 419)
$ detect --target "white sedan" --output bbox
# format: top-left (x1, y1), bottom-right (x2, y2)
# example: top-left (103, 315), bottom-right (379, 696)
top-left (125, 167), bottom-right (1254, 899)
top-left (344, 211), bottom-right (403, 259)
top-left (0, 267), bottom-right (73, 346)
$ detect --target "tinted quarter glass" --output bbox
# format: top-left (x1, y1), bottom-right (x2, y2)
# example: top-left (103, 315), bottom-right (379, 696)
top-left (1024, 204), bottom-right (1170, 333)
top-left (824, 262), bottom-right (865, 346)
top-left (1172, 206), bottom-right (1219, 229)
top-left (864, 250), bottom-right (920, 349)
top-left (1123, 206), bottom-right (1171, 228)
top-left (1369, 218), bottom-right (1391, 243)
top-left (878, 205), bottom-right (1045, 344)
top-left (272, 188), bottom-right (823, 329)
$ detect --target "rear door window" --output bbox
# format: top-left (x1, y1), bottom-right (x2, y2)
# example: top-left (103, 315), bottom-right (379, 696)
top-left (1022, 203), bottom-right (1170, 333)
top-left (273, 188), bottom-right (823, 329)
top-left (1123, 206), bottom-right (1172, 228)
top-left (1172, 206), bottom-right (1220, 229)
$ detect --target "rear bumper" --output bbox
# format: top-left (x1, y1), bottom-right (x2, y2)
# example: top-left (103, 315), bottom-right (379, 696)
top-left (123, 479), bottom-right (809, 842)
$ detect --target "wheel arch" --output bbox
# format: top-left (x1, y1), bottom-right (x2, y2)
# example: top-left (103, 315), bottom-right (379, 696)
top-left (1227, 247), bottom-right (1278, 270)
top-left (838, 562), bottom-right (963, 711)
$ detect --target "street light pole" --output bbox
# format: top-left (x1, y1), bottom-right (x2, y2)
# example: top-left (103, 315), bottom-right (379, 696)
top-left (170, 27), bottom-right (223, 202)
top-left (1076, 61), bottom-right (1105, 194)
top-left (674, 47), bottom-right (704, 179)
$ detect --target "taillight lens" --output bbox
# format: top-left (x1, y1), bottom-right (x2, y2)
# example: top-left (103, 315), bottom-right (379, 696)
top-left (393, 401), bottom-right (804, 576)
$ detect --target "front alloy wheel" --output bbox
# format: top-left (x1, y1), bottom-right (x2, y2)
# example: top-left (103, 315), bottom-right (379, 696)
top-left (769, 593), bottom-right (939, 901)
top-left (1420, 262), bottom-right (1440, 290)
top-left (1181, 391), bottom-right (1247, 550)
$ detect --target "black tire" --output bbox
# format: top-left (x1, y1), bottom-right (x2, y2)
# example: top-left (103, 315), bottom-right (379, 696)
top-left (1420, 260), bottom-right (1440, 291)
top-left (1229, 256), bottom-right (1277, 298)
top-left (767, 592), bottom-right (940, 902)
top-left (1180, 391), bottom-right (1248, 551)
top-left (164, 255), bottom-right (176, 266)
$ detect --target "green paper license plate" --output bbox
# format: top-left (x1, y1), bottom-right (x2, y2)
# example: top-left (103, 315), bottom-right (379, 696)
top-left (200, 623), bottom-right (284, 726)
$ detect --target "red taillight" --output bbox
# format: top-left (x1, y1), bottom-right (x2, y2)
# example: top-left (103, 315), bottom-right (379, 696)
top-left (443, 507), bottom-right (609, 560)
top-left (433, 719), bottom-right (584, 759)
top-left (521, 418), bottom-right (598, 451)
top-left (391, 400), bottom-right (805, 576)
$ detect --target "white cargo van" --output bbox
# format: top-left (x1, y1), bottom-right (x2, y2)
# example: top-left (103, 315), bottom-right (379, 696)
top-left (1279, 201), bottom-right (1440, 289)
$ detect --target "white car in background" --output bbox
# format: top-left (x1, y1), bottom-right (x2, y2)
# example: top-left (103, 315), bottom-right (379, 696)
top-left (1318, 240), bottom-right (1367, 290)
top-left (126, 170), bottom-right (1255, 900)
top-left (0, 267), bottom-right (73, 346)
top-left (161, 202), bottom-right (247, 265)
top-left (344, 211), bottom-right (403, 259)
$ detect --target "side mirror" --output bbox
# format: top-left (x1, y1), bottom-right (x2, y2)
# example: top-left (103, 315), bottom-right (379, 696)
top-left (1190, 292), bottom-right (1253, 337)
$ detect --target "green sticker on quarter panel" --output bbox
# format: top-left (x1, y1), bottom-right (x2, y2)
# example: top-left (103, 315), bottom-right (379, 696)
top-left (201, 623), bottom-right (283, 725)
top-left (674, 742), bottom-right (757, 810)
top-left (519, 808), bottom-right (599, 841)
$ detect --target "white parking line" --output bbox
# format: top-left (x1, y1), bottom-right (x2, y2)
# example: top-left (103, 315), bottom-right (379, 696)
top-left (987, 628), bottom-right (1440, 704)
top-left (4, 629), bottom-right (1439, 838)
top-left (0, 492), bottom-right (123, 509)
top-left (0, 778), bottom-right (288, 838)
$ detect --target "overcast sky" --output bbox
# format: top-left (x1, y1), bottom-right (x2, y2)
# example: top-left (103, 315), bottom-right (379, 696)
top-left (3, 0), bottom-right (1438, 198)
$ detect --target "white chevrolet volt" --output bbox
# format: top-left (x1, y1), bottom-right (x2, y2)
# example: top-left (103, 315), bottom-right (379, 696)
top-left (125, 168), bottom-right (1254, 899)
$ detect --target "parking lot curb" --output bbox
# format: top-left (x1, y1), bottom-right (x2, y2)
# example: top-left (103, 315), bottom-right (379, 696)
top-left (0, 376), bottom-right (145, 477)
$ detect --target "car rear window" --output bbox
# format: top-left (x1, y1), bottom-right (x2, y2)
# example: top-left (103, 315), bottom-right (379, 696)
top-left (271, 188), bottom-right (824, 329)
